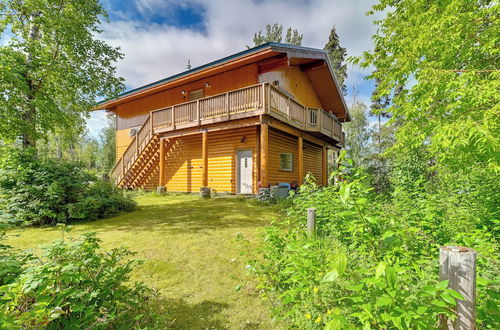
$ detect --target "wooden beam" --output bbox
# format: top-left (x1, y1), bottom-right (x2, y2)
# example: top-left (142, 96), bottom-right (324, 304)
top-left (157, 117), bottom-right (260, 139)
top-left (260, 123), bottom-right (269, 188)
top-left (202, 129), bottom-right (208, 187)
top-left (266, 116), bottom-right (334, 148)
top-left (300, 60), bottom-right (325, 72)
top-left (159, 139), bottom-right (165, 186)
top-left (322, 145), bottom-right (327, 186)
top-left (298, 136), bottom-right (303, 185)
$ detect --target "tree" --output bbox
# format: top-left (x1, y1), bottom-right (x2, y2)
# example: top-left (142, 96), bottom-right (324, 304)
top-left (355, 0), bottom-right (499, 174)
top-left (0, 0), bottom-right (124, 149)
top-left (343, 96), bottom-right (370, 167)
top-left (251, 23), bottom-right (303, 47)
top-left (98, 115), bottom-right (116, 173)
top-left (324, 27), bottom-right (348, 94)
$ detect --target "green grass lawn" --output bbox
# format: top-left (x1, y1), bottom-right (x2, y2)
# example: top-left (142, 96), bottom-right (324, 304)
top-left (4, 193), bottom-right (283, 329)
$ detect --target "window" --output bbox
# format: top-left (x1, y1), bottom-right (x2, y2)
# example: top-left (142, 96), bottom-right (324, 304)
top-left (189, 88), bottom-right (204, 101)
top-left (280, 153), bottom-right (293, 171)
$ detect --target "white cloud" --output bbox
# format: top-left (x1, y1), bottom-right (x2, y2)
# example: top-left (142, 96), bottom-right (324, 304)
top-left (87, 110), bottom-right (109, 138)
top-left (89, 0), bottom-right (380, 135)
top-left (101, 0), bottom-right (378, 88)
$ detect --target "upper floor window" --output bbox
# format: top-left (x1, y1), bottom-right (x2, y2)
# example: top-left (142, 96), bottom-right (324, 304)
top-left (189, 88), bottom-right (204, 101)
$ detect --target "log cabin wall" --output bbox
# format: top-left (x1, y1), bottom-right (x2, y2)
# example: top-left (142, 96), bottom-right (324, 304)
top-left (160, 126), bottom-right (257, 194)
top-left (268, 128), bottom-right (299, 186)
top-left (115, 63), bottom-right (259, 159)
top-left (303, 141), bottom-right (323, 184)
top-left (206, 127), bottom-right (257, 194)
top-left (267, 127), bottom-right (324, 187)
top-left (258, 62), bottom-right (323, 109)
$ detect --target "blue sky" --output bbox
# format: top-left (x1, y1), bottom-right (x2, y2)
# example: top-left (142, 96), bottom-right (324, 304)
top-left (89, 0), bottom-right (378, 137)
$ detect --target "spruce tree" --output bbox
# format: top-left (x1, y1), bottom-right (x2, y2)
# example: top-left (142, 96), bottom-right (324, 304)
top-left (250, 24), bottom-right (303, 47)
top-left (324, 27), bottom-right (348, 95)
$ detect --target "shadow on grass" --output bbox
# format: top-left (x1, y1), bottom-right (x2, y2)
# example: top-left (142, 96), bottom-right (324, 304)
top-left (156, 297), bottom-right (230, 329)
top-left (82, 197), bottom-right (274, 235)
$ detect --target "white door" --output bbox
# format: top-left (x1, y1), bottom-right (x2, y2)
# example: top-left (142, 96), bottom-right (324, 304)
top-left (237, 150), bottom-right (253, 194)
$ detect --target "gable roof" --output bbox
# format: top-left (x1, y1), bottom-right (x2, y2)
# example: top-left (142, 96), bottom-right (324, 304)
top-left (97, 42), bottom-right (350, 121)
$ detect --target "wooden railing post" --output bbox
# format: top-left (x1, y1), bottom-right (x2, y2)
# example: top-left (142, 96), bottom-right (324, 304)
top-left (149, 113), bottom-right (153, 135)
top-left (331, 116), bottom-right (335, 138)
top-left (318, 109), bottom-right (323, 132)
top-left (226, 92), bottom-right (230, 119)
top-left (196, 99), bottom-right (201, 125)
top-left (439, 246), bottom-right (477, 329)
top-left (172, 106), bottom-right (176, 130)
top-left (307, 208), bottom-right (316, 238)
top-left (302, 105), bottom-right (306, 128)
top-left (298, 136), bottom-right (304, 186)
top-left (261, 83), bottom-right (266, 111)
top-left (286, 97), bottom-right (291, 118)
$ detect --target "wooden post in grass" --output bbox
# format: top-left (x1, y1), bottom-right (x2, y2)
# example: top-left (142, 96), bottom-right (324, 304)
top-left (439, 246), bottom-right (477, 329)
top-left (307, 208), bottom-right (316, 238)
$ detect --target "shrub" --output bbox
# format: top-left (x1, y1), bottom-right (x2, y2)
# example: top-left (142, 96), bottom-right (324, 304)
top-left (0, 231), bottom-right (26, 286)
top-left (0, 148), bottom-right (136, 225)
top-left (253, 160), bottom-right (499, 329)
top-left (0, 232), bottom-right (158, 328)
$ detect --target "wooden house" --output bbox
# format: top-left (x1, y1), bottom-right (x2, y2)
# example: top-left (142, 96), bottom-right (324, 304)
top-left (96, 43), bottom-right (350, 194)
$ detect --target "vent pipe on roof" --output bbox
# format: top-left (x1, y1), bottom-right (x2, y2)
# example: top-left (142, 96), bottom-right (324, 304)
top-left (186, 59), bottom-right (192, 70)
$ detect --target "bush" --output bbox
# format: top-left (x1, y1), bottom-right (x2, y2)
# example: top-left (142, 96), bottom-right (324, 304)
top-left (0, 231), bottom-right (25, 286)
top-left (0, 148), bottom-right (136, 225)
top-left (0, 232), bottom-right (158, 328)
top-left (253, 162), bottom-right (499, 329)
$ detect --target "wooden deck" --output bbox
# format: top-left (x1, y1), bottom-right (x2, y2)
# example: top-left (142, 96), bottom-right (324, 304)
top-left (111, 83), bottom-right (344, 186)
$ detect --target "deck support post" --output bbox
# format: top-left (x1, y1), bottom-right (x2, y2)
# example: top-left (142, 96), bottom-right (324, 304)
top-left (298, 136), bottom-right (304, 186)
top-left (256, 126), bottom-right (261, 192)
top-left (322, 145), bottom-right (327, 186)
top-left (159, 138), bottom-right (165, 187)
top-left (202, 129), bottom-right (208, 187)
top-left (260, 122), bottom-right (269, 188)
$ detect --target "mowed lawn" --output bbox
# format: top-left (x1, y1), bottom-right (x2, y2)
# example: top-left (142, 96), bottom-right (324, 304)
top-left (4, 193), bottom-right (283, 329)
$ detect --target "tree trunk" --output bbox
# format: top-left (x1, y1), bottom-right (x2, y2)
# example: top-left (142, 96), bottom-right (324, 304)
top-left (22, 11), bottom-right (42, 149)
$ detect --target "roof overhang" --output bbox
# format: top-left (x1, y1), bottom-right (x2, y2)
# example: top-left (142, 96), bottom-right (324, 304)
top-left (96, 42), bottom-right (350, 122)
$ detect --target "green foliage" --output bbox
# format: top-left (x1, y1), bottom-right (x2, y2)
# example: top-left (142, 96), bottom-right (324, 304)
top-left (253, 155), bottom-right (499, 328)
top-left (98, 116), bottom-right (117, 173)
top-left (324, 27), bottom-right (347, 94)
top-left (0, 232), bottom-right (158, 328)
top-left (0, 148), bottom-right (135, 225)
top-left (354, 0), bottom-right (499, 174)
top-left (343, 101), bottom-right (370, 168)
top-left (251, 23), bottom-right (303, 47)
top-left (0, 0), bottom-right (124, 147)
top-left (37, 116), bottom-right (117, 175)
top-left (0, 232), bottom-right (26, 286)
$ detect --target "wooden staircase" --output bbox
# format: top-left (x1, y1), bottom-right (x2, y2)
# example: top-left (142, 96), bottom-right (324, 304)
top-left (110, 115), bottom-right (162, 189)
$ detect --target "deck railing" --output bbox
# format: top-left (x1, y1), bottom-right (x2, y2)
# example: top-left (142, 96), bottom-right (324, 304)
top-left (111, 83), bottom-right (343, 184)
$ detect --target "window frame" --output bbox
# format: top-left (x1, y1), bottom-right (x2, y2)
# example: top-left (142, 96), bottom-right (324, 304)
top-left (188, 88), bottom-right (204, 101)
top-left (279, 152), bottom-right (293, 172)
